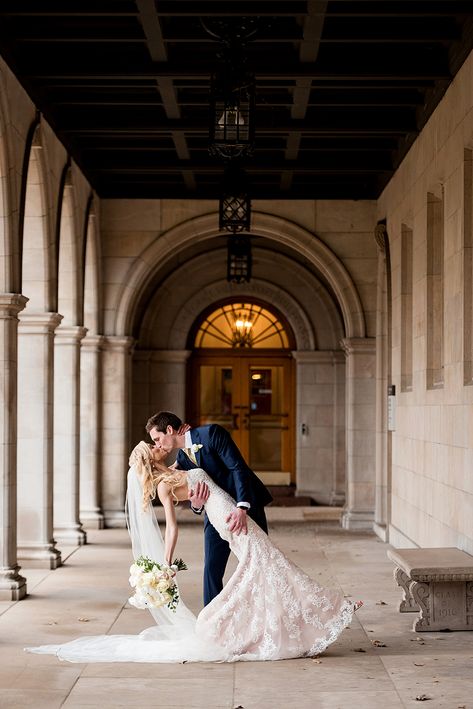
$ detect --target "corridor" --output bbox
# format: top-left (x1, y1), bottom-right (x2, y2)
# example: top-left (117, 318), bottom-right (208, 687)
top-left (1, 515), bottom-right (472, 709)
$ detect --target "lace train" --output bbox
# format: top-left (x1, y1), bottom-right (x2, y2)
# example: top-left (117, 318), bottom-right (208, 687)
top-left (27, 468), bottom-right (353, 663)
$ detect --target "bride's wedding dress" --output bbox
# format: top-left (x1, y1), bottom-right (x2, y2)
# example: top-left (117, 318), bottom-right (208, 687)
top-left (27, 468), bottom-right (353, 663)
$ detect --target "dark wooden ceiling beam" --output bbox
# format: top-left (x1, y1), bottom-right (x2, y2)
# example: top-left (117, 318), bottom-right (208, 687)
top-left (136, 0), bottom-right (195, 188)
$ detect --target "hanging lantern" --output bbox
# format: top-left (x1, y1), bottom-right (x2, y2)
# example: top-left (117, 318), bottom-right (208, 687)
top-left (227, 236), bottom-right (252, 284)
top-left (209, 66), bottom-right (255, 161)
top-left (219, 166), bottom-right (251, 233)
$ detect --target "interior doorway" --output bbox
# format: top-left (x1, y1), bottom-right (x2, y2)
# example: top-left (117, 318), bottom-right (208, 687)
top-left (187, 300), bottom-right (295, 484)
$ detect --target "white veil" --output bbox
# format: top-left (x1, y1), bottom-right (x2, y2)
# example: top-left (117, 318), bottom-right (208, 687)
top-left (125, 462), bottom-right (196, 631)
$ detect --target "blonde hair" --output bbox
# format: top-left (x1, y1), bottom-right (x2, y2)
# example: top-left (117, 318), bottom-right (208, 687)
top-left (129, 441), bottom-right (184, 510)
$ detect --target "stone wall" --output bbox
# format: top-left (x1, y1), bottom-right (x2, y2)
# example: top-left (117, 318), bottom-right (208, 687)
top-left (377, 51), bottom-right (473, 553)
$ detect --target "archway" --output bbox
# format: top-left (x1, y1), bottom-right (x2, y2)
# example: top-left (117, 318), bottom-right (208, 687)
top-left (128, 232), bottom-right (348, 506)
top-left (80, 204), bottom-right (105, 529)
top-left (53, 168), bottom-right (87, 545)
top-left (17, 125), bottom-right (62, 568)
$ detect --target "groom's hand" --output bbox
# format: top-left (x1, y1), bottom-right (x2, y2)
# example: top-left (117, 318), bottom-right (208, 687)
top-left (189, 481), bottom-right (210, 509)
top-left (226, 507), bottom-right (248, 535)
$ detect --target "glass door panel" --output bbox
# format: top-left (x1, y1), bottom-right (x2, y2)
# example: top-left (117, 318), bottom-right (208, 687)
top-left (199, 365), bottom-right (236, 434)
top-left (247, 366), bottom-right (285, 471)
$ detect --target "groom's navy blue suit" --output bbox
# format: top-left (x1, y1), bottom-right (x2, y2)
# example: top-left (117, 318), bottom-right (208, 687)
top-left (176, 424), bottom-right (272, 605)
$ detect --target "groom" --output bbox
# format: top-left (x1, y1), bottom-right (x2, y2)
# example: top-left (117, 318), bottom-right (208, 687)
top-left (146, 411), bottom-right (273, 605)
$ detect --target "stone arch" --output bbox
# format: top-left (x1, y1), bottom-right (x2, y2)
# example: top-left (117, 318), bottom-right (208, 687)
top-left (57, 167), bottom-right (81, 325)
top-left (20, 124), bottom-right (55, 311)
top-left (114, 212), bottom-right (365, 339)
top-left (137, 248), bottom-right (344, 351)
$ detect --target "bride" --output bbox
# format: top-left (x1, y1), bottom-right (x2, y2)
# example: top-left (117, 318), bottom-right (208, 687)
top-left (27, 441), bottom-right (360, 663)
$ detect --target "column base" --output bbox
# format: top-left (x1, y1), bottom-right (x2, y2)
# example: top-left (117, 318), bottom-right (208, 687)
top-left (0, 567), bottom-right (27, 600)
top-left (18, 544), bottom-right (62, 569)
top-left (341, 509), bottom-right (375, 530)
top-left (103, 510), bottom-right (127, 528)
top-left (80, 510), bottom-right (105, 530)
top-left (54, 527), bottom-right (87, 546)
top-left (373, 522), bottom-right (388, 542)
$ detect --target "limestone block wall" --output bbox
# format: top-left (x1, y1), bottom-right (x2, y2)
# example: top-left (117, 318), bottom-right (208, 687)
top-left (377, 50), bottom-right (473, 553)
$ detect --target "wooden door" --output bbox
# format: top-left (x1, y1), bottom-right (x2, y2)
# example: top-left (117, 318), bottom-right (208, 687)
top-left (189, 352), bottom-right (294, 483)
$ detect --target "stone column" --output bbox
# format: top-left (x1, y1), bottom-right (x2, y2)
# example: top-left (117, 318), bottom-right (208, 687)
top-left (17, 312), bottom-right (63, 568)
top-left (293, 350), bottom-right (345, 505)
top-left (331, 352), bottom-right (346, 506)
top-left (53, 325), bottom-right (88, 545)
top-left (80, 334), bottom-right (104, 529)
top-left (0, 293), bottom-right (28, 600)
top-left (374, 223), bottom-right (390, 541)
top-left (101, 336), bottom-right (134, 528)
top-left (341, 337), bottom-right (376, 529)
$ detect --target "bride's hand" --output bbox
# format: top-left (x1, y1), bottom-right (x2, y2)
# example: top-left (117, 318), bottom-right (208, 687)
top-left (189, 481), bottom-right (210, 508)
top-left (177, 423), bottom-right (191, 435)
top-left (226, 507), bottom-right (248, 536)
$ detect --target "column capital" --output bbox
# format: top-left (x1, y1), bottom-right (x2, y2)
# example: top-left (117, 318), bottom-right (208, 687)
top-left (18, 311), bottom-right (63, 334)
top-left (81, 334), bottom-right (105, 352)
top-left (55, 325), bottom-right (88, 344)
top-left (340, 337), bottom-right (376, 356)
top-left (0, 293), bottom-right (28, 319)
top-left (292, 349), bottom-right (345, 365)
top-left (102, 335), bottom-right (135, 354)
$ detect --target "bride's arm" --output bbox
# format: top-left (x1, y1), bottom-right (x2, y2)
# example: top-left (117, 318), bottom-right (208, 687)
top-left (157, 481), bottom-right (178, 565)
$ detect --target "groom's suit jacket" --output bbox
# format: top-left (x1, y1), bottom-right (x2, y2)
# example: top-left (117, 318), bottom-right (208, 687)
top-left (175, 424), bottom-right (273, 509)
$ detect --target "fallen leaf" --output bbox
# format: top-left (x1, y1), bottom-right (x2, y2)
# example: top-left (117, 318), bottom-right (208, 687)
top-left (376, 600), bottom-right (388, 605)
top-left (312, 659), bottom-right (322, 664)
top-left (77, 617), bottom-right (90, 622)
top-left (413, 663), bottom-right (424, 667)
top-left (368, 629), bottom-right (374, 633)
top-left (353, 648), bottom-right (366, 653)
top-left (45, 621), bottom-right (58, 625)
top-left (372, 640), bottom-right (387, 647)
top-left (415, 695), bottom-right (432, 701)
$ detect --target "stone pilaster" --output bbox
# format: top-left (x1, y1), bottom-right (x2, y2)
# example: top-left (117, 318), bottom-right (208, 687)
top-left (80, 335), bottom-right (105, 529)
top-left (102, 336), bottom-right (134, 527)
top-left (17, 311), bottom-right (63, 568)
top-left (53, 325), bottom-right (88, 545)
top-left (292, 350), bottom-right (345, 505)
top-left (340, 337), bottom-right (377, 529)
top-left (0, 294), bottom-right (28, 600)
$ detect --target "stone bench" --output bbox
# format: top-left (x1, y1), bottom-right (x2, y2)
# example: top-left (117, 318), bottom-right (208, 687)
top-left (387, 547), bottom-right (473, 632)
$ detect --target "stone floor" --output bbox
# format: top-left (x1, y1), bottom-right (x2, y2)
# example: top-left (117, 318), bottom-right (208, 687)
top-left (1, 509), bottom-right (473, 709)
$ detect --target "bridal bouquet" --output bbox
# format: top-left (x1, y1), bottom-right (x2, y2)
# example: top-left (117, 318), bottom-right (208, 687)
top-left (128, 555), bottom-right (187, 612)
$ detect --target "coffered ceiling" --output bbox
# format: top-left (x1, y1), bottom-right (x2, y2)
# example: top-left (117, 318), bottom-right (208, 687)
top-left (0, 1), bottom-right (472, 199)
